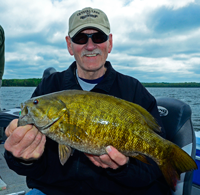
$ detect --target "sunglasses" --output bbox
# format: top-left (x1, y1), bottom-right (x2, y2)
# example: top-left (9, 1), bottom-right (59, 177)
top-left (71, 32), bottom-right (109, 45)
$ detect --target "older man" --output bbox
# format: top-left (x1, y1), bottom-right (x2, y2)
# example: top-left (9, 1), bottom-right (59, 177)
top-left (4, 7), bottom-right (171, 195)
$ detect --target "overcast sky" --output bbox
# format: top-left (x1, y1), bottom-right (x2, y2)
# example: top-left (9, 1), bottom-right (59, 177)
top-left (1, 0), bottom-right (200, 82)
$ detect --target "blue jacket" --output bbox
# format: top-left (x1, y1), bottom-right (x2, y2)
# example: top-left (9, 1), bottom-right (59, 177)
top-left (5, 61), bottom-right (171, 195)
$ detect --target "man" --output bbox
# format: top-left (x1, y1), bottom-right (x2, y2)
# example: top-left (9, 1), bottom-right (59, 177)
top-left (0, 25), bottom-right (5, 144)
top-left (4, 7), bottom-right (171, 195)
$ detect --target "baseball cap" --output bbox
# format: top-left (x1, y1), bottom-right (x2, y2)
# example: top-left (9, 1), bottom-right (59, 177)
top-left (68, 7), bottom-right (110, 38)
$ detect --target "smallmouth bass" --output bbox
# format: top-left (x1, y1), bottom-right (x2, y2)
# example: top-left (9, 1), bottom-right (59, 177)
top-left (18, 90), bottom-right (197, 191)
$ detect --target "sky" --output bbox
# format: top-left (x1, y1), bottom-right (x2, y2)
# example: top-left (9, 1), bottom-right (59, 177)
top-left (0, 0), bottom-right (200, 82)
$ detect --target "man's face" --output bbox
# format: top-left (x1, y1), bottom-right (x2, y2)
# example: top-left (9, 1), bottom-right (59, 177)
top-left (66, 29), bottom-right (113, 76)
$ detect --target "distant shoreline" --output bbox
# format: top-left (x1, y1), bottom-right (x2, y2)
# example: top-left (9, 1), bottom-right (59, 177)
top-left (142, 82), bottom-right (200, 87)
top-left (2, 78), bottom-right (42, 87)
top-left (1, 79), bottom-right (200, 87)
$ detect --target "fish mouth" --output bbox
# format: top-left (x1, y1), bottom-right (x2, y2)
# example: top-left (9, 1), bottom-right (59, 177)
top-left (18, 106), bottom-right (60, 132)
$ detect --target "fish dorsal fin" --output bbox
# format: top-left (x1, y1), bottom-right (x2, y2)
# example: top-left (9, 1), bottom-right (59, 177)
top-left (58, 144), bottom-right (72, 165)
top-left (125, 101), bottom-right (161, 133)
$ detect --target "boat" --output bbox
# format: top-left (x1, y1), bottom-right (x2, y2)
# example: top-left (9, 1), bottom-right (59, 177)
top-left (0, 68), bottom-right (199, 195)
top-left (192, 131), bottom-right (200, 195)
top-left (157, 97), bottom-right (200, 195)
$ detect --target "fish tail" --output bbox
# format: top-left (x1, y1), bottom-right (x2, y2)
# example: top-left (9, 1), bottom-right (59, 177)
top-left (159, 143), bottom-right (197, 191)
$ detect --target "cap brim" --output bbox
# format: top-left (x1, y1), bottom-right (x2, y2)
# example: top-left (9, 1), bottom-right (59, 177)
top-left (69, 23), bottom-right (110, 37)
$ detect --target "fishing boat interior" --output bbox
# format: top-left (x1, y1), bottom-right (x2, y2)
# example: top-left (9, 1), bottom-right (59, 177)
top-left (0, 67), bottom-right (199, 195)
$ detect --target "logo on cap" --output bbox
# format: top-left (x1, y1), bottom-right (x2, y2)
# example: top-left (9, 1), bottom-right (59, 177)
top-left (80, 14), bottom-right (98, 19)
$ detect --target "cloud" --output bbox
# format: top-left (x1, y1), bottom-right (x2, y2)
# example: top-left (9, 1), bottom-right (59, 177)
top-left (0, 0), bottom-right (200, 82)
top-left (147, 3), bottom-right (200, 34)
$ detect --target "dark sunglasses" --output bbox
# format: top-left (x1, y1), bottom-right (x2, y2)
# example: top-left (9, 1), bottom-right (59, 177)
top-left (71, 32), bottom-right (109, 45)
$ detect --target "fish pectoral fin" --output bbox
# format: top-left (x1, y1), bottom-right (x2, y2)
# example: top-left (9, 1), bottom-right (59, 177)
top-left (131, 153), bottom-right (150, 165)
top-left (58, 144), bottom-right (72, 165)
top-left (59, 123), bottom-right (88, 143)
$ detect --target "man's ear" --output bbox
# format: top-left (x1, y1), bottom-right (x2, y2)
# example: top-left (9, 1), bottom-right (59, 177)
top-left (65, 36), bottom-right (74, 56)
top-left (108, 34), bottom-right (113, 53)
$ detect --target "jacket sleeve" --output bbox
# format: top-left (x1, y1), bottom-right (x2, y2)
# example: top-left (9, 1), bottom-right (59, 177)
top-left (4, 150), bottom-right (48, 178)
top-left (106, 156), bottom-right (164, 188)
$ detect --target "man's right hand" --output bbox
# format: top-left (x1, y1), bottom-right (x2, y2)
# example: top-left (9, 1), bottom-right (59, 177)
top-left (4, 119), bottom-right (46, 162)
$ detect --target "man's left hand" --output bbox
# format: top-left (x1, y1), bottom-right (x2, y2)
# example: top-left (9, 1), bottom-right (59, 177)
top-left (85, 146), bottom-right (129, 169)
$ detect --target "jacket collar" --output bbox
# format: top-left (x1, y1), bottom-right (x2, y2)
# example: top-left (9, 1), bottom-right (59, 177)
top-left (62, 61), bottom-right (81, 90)
top-left (62, 61), bottom-right (116, 93)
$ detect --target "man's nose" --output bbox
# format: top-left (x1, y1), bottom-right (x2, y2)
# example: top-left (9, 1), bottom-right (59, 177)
top-left (85, 37), bottom-right (96, 50)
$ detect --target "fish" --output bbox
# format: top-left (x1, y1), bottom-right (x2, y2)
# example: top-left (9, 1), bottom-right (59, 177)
top-left (18, 89), bottom-right (197, 191)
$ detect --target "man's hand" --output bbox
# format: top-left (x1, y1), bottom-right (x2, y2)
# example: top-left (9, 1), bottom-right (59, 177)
top-left (4, 119), bottom-right (46, 161)
top-left (85, 146), bottom-right (129, 169)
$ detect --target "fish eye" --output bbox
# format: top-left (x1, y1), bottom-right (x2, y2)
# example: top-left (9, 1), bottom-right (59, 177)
top-left (33, 99), bottom-right (39, 105)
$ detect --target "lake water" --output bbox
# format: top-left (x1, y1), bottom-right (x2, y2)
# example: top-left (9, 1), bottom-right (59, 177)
top-left (0, 87), bottom-right (199, 131)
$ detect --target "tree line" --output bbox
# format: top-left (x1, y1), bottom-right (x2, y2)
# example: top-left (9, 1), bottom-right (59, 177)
top-left (2, 78), bottom-right (42, 86)
top-left (1, 79), bottom-right (200, 87)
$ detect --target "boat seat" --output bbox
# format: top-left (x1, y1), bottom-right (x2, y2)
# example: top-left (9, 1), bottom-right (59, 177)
top-left (42, 67), bottom-right (56, 79)
top-left (156, 97), bottom-right (196, 195)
